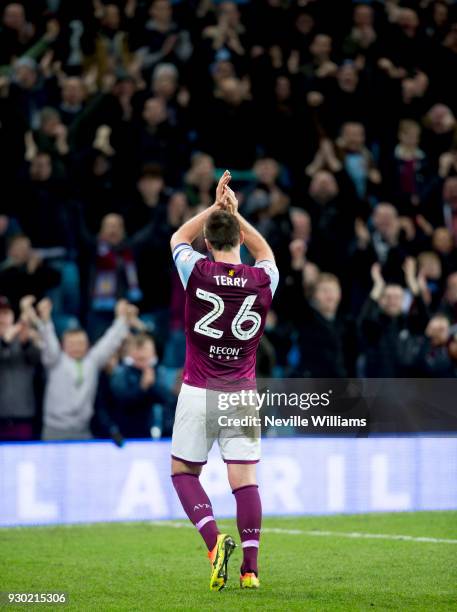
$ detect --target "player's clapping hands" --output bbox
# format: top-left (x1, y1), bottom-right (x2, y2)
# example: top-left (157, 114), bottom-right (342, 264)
top-left (223, 187), bottom-right (239, 216)
top-left (214, 169), bottom-right (239, 215)
top-left (215, 169), bottom-right (232, 207)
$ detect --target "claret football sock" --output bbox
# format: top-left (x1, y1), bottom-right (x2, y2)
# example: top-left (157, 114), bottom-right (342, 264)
top-left (171, 473), bottom-right (219, 551)
top-left (233, 484), bottom-right (262, 575)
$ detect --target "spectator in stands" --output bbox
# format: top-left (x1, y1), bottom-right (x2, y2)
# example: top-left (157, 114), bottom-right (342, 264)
top-left (110, 333), bottom-right (173, 439)
top-left (0, 214), bottom-right (22, 262)
top-left (291, 33), bottom-right (336, 86)
top-left (343, 3), bottom-right (378, 64)
top-left (422, 104), bottom-right (457, 171)
top-left (16, 152), bottom-right (71, 252)
top-left (132, 96), bottom-right (182, 183)
top-left (0, 296), bottom-right (41, 441)
top-left (202, 1), bottom-right (248, 66)
top-left (432, 227), bottom-right (457, 276)
top-left (199, 76), bottom-right (257, 169)
top-left (0, 234), bottom-right (60, 313)
top-left (151, 63), bottom-right (189, 129)
top-left (24, 296), bottom-right (135, 440)
top-left (286, 240), bottom-right (355, 377)
top-left (85, 3), bottom-right (132, 82)
top-left (184, 153), bottom-right (216, 207)
top-left (304, 170), bottom-right (357, 277)
top-left (441, 176), bottom-right (457, 242)
top-left (134, 0), bottom-right (192, 73)
top-left (77, 213), bottom-right (146, 337)
top-left (30, 108), bottom-right (70, 172)
top-left (124, 165), bottom-right (169, 232)
top-left (438, 144), bottom-right (457, 179)
top-left (440, 271), bottom-right (457, 323)
top-left (417, 251), bottom-right (444, 311)
top-left (0, 3), bottom-right (36, 65)
top-left (58, 77), bottom-right (87, 125)
top-left (411, 314), bottom-right (457, 377)
top-left (335, 122), bottom-right (381, 201)
top-left (387, 120), bottom-right (428, 216)
top-left (16, 152), bottom-right (80, 320)
top-left (351, 203), bottom-right (419, 301)
top-left (9, 57), bottom-right (50, 131)
top-left (358, 259), bottom-right (430, 377)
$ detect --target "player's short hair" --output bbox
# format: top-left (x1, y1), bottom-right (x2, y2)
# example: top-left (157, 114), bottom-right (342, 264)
top-left (204, 210), bottom-right (240, 251)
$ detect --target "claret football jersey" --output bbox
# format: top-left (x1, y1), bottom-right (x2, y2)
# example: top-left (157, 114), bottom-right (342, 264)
top-left (172, 243), bottom-right (279, 389)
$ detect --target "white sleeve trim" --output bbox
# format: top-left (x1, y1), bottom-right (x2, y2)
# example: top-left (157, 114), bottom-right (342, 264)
top-left (255, 259), bottom-right (279, 297)
top-left (173, 244), bottom-right (206, 289)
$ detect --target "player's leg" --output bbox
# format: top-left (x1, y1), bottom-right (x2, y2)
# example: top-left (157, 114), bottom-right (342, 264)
top-left (170, 384), bottom-right (235, 590)
top-left (171, 458), bottom-right (220, 551)
top-left (171, 458), bottom-right (236, 591)
top-left (227, 462), bottom-right (262, 588)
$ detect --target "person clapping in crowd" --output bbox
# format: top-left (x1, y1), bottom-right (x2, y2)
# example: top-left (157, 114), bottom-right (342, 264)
top-left (358, 259), bottom-right (430, 377)
top-left (110, 333), bottom-right (174, 439)
top-left (21, 296), bottom-right (137, 440)
top-left (0, 296), bottom-right (41, 441)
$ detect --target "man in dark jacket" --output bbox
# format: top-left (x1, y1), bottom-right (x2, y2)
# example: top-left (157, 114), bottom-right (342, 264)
top-left (284, 241), bottom-right (356, 377)
top-left (358, 259), bottom-right (430, 377)
top-left (410, 314), bottom-right (457, 378)
top-left (76, 211), bottom-right (165, 339)
top-left (0, 234), bottom-right (60, 313)
top-left (16, 153), bottom-right (71, 253)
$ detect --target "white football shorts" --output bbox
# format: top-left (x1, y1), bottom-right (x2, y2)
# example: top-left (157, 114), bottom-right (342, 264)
top-left (171, 383), bottom-right (261, 464)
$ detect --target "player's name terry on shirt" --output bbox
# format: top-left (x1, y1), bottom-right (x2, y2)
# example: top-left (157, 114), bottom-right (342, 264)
top-left (213, 274), bottom-right (248, 288)
top-left (172, 243), bottom-right (279, 390)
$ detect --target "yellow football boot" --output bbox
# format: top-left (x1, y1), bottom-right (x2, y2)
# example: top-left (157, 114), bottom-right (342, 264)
top-left (208, 534), bottom-right (236, 591)
top-left (240, 572), bottom-right (260, 589)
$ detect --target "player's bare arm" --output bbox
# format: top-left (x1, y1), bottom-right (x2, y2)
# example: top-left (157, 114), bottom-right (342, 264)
top-left (170, 170), bottom-right (232, 250)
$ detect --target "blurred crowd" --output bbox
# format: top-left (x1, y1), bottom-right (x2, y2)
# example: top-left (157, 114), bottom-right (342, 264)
top-left (1, 0), bottom-right (457, 441)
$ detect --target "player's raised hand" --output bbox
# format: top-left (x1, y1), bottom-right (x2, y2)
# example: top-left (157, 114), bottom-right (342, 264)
top-left (215, 170), bottom-right (231, 207)
top-left (224, 186), bottom-right (238, 215)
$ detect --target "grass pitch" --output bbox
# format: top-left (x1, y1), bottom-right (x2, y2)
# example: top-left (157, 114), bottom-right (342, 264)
top-left (1, 512), bottom-right (456, 611)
